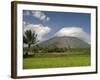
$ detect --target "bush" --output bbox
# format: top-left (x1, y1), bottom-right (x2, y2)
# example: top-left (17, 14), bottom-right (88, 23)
top-left (40, 47), bottom-right (68, 53)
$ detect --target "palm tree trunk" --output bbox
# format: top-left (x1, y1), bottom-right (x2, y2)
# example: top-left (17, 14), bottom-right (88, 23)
top-left (28, 44), bottom-right (31, 48)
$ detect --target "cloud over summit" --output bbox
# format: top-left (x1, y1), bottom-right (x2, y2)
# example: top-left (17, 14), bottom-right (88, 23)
top-left (55, 27), bottom-right (90, 44)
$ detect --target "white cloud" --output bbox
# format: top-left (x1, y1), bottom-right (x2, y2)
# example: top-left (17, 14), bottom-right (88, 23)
top-left (23, 11), bottom-right (50, 22)
top-left (32, 11), bottom-right (50, 21)
top-left (54, 27), bottom-right (90, 44)
top-left (23, 21), bottom-right (30, 29)
top-left (46, 17), bottom-right (50, 21)
top-left (24, 24), bottom-right (51, 41)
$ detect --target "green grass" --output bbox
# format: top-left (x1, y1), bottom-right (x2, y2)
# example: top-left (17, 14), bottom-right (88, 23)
top-left (23, 50), bottom-right (90, 69)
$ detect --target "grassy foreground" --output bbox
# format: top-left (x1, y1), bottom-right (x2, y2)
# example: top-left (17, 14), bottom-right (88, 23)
top-left (23, 50), bottom-right (90, 69)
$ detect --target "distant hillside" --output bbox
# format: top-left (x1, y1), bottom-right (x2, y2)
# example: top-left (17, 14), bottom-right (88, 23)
top-left (36, 36), bottom-right (90, 49)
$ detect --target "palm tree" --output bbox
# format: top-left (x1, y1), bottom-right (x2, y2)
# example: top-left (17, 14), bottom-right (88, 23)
top-left (23, 30), bottom-right (37, 48)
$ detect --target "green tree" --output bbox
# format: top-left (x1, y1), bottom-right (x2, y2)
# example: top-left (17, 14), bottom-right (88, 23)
top-left (23, 30), bottom-right (37, 48)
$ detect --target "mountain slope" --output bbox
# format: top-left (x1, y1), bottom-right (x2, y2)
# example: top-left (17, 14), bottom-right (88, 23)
top-left (37, 36), bottom-right (90, 49)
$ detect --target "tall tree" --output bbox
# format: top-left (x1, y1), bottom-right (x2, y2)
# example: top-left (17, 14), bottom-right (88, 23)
top-left (23, 30), bottom-right (37, 48)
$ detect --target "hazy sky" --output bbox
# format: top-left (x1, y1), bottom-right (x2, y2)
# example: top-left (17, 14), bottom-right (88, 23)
top-left (23, 10), bottom-right (91, 43)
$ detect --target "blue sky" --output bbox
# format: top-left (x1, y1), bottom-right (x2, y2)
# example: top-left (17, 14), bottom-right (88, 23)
top-left (23, 10), bottom-right (91, 43)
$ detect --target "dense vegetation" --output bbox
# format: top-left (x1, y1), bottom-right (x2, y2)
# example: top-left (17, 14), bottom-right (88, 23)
top-left (23, 46), bottom-right (90, 57)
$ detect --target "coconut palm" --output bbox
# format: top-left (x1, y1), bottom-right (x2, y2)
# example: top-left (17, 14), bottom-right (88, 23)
top-left (23, 30), bottom-right (37, 48)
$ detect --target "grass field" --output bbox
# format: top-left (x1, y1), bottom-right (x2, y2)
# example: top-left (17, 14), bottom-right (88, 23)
top-left (23, 50), bottom-right (90, 69)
